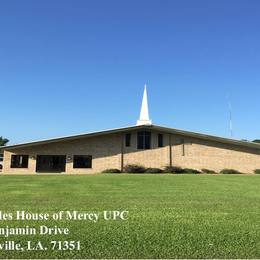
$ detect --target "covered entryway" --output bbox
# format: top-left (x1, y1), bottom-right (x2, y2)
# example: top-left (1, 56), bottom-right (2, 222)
top-left (36, 155), bottom-right (66, 172)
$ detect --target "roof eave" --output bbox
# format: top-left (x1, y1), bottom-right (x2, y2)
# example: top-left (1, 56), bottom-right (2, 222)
top-left (2, 124), bottom-right (260, 151)
top-left (1, 124), bottom-right (150, 150)
top-left (152, 124), bottom-right (260, 150)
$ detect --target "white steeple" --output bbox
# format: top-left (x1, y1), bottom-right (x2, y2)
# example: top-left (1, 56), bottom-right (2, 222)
top-left (136, 84), bottom-right (152, 126)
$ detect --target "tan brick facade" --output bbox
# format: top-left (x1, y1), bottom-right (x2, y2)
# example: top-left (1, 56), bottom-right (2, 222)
top-left (3, 133), bottom-right (122, 174)
top-left (171, 135), bottom-right (260, 173)
top-left (2, 128), bottom-right (260, 174)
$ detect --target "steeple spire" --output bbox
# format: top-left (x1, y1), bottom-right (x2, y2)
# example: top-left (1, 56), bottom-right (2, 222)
top-left (136, 84), bottom-right (152, 126)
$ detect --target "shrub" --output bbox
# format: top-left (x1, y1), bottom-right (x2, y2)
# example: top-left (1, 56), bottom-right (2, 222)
top-left (163, 166), bottom-right (184, 174)
top-left (145, 168), bottom-right (162, 174)
top-left (183, 168), bottom-right (201, 174)
top-left (201, 168), bottom-right (217, 174)
top-left (102, 168), bottom-right (121, 173)
top-left (220, 169), bottom-right (242, 174)
top-left (124, 164), bottom-right (146, 173)
top-left (0, 164), bottom-right (2, 170)
top-left (254, 169), bottom-right (260, 174)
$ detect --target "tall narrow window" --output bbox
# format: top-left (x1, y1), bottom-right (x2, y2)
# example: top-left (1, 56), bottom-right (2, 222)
top-left (158, 134), bottom-right (163, 147)
top-left (0, 154), bottom-right (3, 162)
top-left (137, 131), bottom-right (151, 149)
top-left (11, 155), bottom-right (29, 168)
top-left (73, 155), bottom-right (92, 168)
top-left (125, 133), bottom-right (131, 147)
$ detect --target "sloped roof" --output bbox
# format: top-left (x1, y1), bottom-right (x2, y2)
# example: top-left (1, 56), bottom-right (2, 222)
top-left (1, 124), bottom-right (260, 151)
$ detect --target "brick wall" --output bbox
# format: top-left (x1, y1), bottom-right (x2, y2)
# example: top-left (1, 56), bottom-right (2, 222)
top-left (3, 133), bottom-right (122, 174)
top-left (172, 135), bottom-right (260, 173)
top-left (2, 130), bottom-right (260, 174)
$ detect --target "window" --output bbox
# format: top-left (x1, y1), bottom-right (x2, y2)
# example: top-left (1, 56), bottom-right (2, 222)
top-left (73, 155), bottom-right (92, 168)
top-left (158, 134), bottom-right (163, 147)
top-left (0, 154), bottom-right (3, 162)
top-left (11, 155), bottom-right (29, 168)
top-left (125, 133), bottom-right (131, 147)
top-left (137, 131), bottom-right (151, 149)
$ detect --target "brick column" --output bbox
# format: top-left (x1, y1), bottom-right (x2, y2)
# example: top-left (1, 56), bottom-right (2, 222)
top-left (169, 134), bottom-right (172, 167)
top-left (120, 133), bottom-right (124, 172)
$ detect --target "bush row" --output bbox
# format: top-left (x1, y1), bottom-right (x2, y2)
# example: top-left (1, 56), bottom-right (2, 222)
top-left (102, 165), bottom-right (260, 174)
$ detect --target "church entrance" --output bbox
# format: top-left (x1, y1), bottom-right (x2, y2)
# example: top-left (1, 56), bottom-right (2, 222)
top-left (36, 155), bottom-right (66, 172)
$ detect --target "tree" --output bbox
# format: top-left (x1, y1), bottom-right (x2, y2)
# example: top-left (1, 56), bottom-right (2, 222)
top-left (0, 137), bottom-right (9, 146)
top-left (253, 140), bottom-right (260, 144)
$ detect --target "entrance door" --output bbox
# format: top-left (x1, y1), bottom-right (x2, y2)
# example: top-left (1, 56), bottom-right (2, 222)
top-left (36, 155), bottom-right (66, 172)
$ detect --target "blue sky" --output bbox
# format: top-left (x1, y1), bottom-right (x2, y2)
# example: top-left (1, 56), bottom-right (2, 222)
top-left (1, 0), bottom-right (260, 144)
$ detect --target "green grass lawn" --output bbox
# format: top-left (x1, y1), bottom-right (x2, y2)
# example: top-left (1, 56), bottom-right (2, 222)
top-left (0, 174), bottom-right (260, 259)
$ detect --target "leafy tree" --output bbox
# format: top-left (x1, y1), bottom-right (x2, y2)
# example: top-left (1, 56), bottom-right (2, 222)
top-left (0, 137), bottom-right (9, 146)
top-left (253, 140), bottom-right (260, 144)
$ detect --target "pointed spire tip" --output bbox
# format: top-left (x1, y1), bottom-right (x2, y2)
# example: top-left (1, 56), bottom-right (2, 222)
top-left (136, 84), bottom-right (152, 126)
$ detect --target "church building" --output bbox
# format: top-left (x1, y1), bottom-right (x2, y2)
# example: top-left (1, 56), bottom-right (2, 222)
top-left (1, 86), bottom-right (260, 174)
